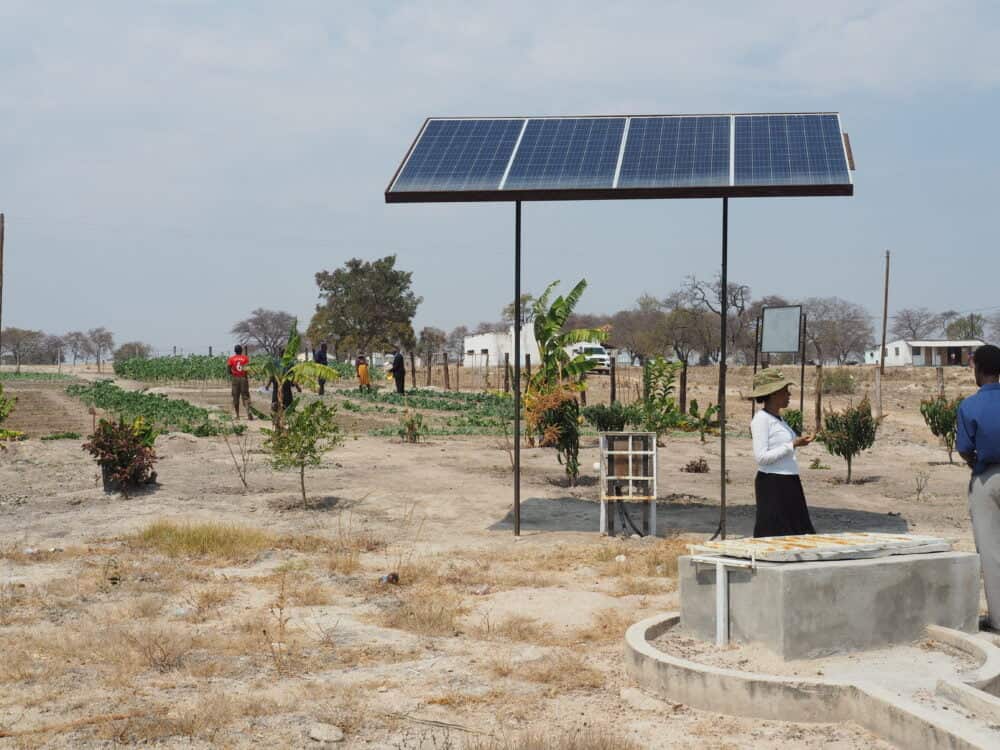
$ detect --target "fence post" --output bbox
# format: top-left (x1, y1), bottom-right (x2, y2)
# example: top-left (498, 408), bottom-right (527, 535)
top-left (503, 353), bottom-right (510, 393)
top-left (456, 358), bottom-right (461, 391)
top-left (208, 345), bottom-right (212, 357)
top-left (426, 352), bottom-right (432, 387)
top-left (610, 357), bottom-right (616, 404)
top-left (525, 353), bottom-right (531, 386)
top-left (443, 352), bottom-right (451, 390)
top-left (410, 352), bottom-right (416, 390)
top-left (814, 364), bottom-right (823, 432)
top-left (936, 366), bottom-right (945, 397)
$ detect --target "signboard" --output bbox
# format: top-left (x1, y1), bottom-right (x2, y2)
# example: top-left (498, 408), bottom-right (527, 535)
top-left (761, 306), bottom-right (802, 354)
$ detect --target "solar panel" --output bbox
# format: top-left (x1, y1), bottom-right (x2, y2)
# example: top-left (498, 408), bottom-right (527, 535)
top-left (617, 116), bottom-right (730, 188)
top-left (734, 114), bottom-right (850, 187)
top-left (503, 118), bottom-right (625, 190)
top-left (385, 113), bottom-right (853, 202)
top-left (391, 118), bottom-right (524, 193)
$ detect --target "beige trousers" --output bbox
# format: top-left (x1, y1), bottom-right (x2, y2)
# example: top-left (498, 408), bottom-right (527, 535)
top-left (969, 465), bottom-right (1000, 629)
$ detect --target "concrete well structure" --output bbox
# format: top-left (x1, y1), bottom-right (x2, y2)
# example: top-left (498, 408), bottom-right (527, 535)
top-left (679, 551), bottom-right (980, 659)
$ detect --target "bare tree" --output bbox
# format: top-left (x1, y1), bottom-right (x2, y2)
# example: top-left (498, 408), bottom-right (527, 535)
top-left (891, 307), bottom-right (940, 340)
top-left (682, 275), bottom-right (753, 363)
top-left (38, 335), bottom-right (65, 366)
top-left (473, 321), bottom-right (507, 335)
top-left (114, 341), bottom-right (153, 362)
top-left (501, 294), bottom-right (536, 326)
top-left (1, 328), bottom-right (45, 372)
top-left (231, 309), bottom-right (296, 357)
top-left (801, 297), bottom-right (873, 364)
top-left (445, 326), bottom-right (469, 358)
top-left (87, 328), bottom-right (115, 373)
top-left (64, 331), bottom-right (90, 366)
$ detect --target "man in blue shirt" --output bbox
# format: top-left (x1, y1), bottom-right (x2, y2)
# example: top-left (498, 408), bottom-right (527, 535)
top-left (957, 344), bottom-right (1000, 632)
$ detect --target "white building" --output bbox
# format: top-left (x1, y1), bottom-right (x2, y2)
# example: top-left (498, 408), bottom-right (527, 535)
top-left (463, 327), bottom-right (540, 368)
top-left (864, 339), bottom-right (984, 367)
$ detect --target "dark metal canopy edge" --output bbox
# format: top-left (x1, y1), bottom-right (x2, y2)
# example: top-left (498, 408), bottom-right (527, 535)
top-left (384, 183), bottom-right (853, 204)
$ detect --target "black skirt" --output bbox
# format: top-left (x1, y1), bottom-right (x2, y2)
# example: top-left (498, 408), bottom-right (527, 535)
top-left (754, 472), bottom-right (816, 538)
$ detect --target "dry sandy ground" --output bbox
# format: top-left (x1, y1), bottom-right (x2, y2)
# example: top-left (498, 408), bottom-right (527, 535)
top-left (0, 365), bottom-right (981, 748)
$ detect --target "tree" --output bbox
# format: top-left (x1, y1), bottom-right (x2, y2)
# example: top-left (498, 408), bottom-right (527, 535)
top-left (502, 294), bottom-right (536, 326)
top-left (891, 307), bottom-right (940, 340)
top-left (920, 396), bottom-right (963, 464)
top-left (64, 331), bottom-right (91, 366)
top-left (231, 309), bottom-right (296, 358)
top-left (445, 326), bottom-right (469, 358)
top-left (38, 335), bottom-right (65, 366)
top-left (262, 400), bottom-right (341, 507)
top-left (526, 279), bottom-right (607, 486)
top-left (473, 321), bottom-right (506, 335)
top-left (682, 275), bottom-right (753, 363)
top-left (609, 308), bottom-right (667, 365)
top-left (310, 255), bottom-right (421, 358)
top-left (820, 397), bottom-right (878, 483)
top-left (1, 328), bottom-right (45, 372)
top-left (801, 297), bottom-right (873, 364)
top-left (87, 328), bottom-right (115, 373)
top-left (417, 326), bottom-right (447, 384)
top-left (946, 314), bottom-right (985, 341)
top-left (114, 341), bottom-right (153, 362)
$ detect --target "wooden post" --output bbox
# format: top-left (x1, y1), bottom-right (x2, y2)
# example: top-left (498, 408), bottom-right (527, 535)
top-left (814, 364), bottom-right (823, 432)
top-left (443, 352), bottom-right (451, 390)
top-left (456, 359), bottom-right (461, 391)
top-left (525, 353), bottom-right (531, 385)
top-left (877, 250), bottom-right (890, 420)
top-left (208, 345), bottom-right (212, 357)
top-left (875, 368), bottom-right (882, 421)
top-left (173, 346), bottom-right (177, 355)
top-left (610, 357), bottom-right (617, 404)
top-left (409, 352), bottom-right (416, 390)
top-left (937, 365), bottom-right (945, 397)
top-left (426, 352), bottom-right (432, 387)
top-left (503, 352), bottom-right (510, 392)
top-left (580, 381), bottom-right (587, 406)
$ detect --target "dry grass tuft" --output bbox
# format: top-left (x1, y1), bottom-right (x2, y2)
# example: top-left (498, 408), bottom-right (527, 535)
top-left (472, 613), bottom-right (551, 644)
top-left (128, 520), bottom-right (273, 561)
top-left (573, 609), bottom-right (635, 643)
top-left (123, 626), bottom-right (193, 672)
top-left (379, 585), bottom-right (465, 637)
top-left (520, 650), bottom-right (604, 691)
top-left (465, 727), bottom-right (640, 750)
top-left (182, 585), bottom-right (234, 621)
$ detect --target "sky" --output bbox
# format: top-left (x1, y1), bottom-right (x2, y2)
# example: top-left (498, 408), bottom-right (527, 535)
top-left (1, 1), bottom-right (998, 354)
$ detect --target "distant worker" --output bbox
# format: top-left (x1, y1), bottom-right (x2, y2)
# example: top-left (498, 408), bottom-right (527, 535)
top-left (391, 346), bottom-right (406, 395)
top-left (748, 369), bottom-right (815, 537)
top-left (356, 355), bottom-right (372, 393)
top-left (227, 344), bottom-right (252, 420)
top-left (314, 342), bottom-right (329, 396)
top-left (957, 344), bottom-right (1000, 633)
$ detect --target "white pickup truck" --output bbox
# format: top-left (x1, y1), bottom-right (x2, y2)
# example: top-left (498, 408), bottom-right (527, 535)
top-left (566, 343), bottom-right (611, 374)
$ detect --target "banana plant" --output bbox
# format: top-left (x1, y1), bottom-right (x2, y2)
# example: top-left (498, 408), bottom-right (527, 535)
top-left (250, 321), bottom-right (340, 427)
top-left (688, 399), bottom-right (720, 443)
top-left (530, 279), bottom-right (608, 390)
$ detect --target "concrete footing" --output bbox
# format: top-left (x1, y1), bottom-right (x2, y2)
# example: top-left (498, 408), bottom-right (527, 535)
top-left (625, 613), bottom-right (1000, 750)
top-left (679, 551), bottom-right (980, 659)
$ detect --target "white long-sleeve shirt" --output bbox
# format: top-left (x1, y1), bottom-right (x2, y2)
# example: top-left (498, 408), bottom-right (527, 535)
top-left (750, 409), bottom-right (799, 475)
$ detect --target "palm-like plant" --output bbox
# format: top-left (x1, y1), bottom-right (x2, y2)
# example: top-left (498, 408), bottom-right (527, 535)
top-left (530, 279), bottom-right (608, 390)
top-left (251, 321), bottom-right (340, 427)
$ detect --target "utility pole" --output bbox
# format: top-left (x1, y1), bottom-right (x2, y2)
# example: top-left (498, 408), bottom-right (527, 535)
top-left (0, 213), bottom-right (4, 371)
top-left (877, 250), bottom-right (890, 420)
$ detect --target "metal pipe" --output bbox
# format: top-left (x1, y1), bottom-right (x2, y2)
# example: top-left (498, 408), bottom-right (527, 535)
top-left (715, 561), bottom-right (729, 646)
top-left (719, 198), bottom-right (728, 540)
top-left (799, 313), bottom-right (807, 417)
top-left (514, 201), bottom-right (522, 536)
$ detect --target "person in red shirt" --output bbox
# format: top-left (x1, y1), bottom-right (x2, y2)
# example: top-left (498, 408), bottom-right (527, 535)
top-left (227, 344), bottom-right (252, 419)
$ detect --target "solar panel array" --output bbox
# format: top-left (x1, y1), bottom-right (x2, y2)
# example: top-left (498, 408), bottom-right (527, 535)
top-left (387, 113), bottom-right (852, 202)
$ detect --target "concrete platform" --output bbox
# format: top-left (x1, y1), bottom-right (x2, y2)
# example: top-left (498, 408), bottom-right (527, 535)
top-left (680, 551), bottom-right (980, 659)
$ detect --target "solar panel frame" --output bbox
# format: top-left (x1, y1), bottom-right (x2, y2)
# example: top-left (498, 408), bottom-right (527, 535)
top-left (385, 113), bottom-right (853, 203)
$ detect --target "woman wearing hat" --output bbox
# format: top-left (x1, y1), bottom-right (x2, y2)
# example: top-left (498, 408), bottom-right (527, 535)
top-left (748, 369), bottom-right (816, 537)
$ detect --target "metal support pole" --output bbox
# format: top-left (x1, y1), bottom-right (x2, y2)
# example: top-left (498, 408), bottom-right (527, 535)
top-left (715, 561), bottom-right (729, 646)
top-left (799, 313), bottom-right (807, 418)
top-left (718, 198), bottom-right (728, 540)
top-left (513, 201), bottom-right (522, 536)
top-left (751, 314), bottom-right (761, 418)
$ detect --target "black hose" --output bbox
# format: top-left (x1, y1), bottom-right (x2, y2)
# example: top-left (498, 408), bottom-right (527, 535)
top-left (616, 500), bottom-right (644, 537)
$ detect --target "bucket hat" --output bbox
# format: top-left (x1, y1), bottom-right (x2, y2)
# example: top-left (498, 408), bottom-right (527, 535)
top-left (747, 368), bottom-right (796, 400)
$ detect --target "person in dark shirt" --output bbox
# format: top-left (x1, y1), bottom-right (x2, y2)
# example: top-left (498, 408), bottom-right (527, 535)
top-left (957, 343), bottom-right (1000, 632)
top-left (269, 347), bottom-right (302, 414)
top-left (314, 342), bottom-right (329, 396)
top-left (391, 347), bottom-right (406, 395)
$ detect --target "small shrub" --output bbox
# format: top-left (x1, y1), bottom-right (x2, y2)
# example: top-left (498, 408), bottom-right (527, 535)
top-left (920, 395), bottom-right (963, 464)
top-left (83, 417), bottom-right (158, 496)
top-left (525, 385), bottom-right (582, 485)
top-left (808, 457), bottom-right (829, 470)
top-left (820, 397), bottom-right (877, 483)
top-left (784, 409), bottom-right (803, 436)
top-left (0, 383), bottom-right (14, 423)
top-left (640, 357), bottom-right (683, 438)
top-left (398, 409), bottom-right (426, 443)
top-left (915, 470), bottom-right (930, 501)
top-left (681, 457), bottom-right (709, 473)
top-left (40, 431), bottom-right (82, 441)
top-left (263, 399), bottom-right (341, 506)
top-left (821, 368), bottom-right (856, 395)
top-left (686, 399), bottom-right (719, 443)
top-left (582, 402), bottom-right (638, 432)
